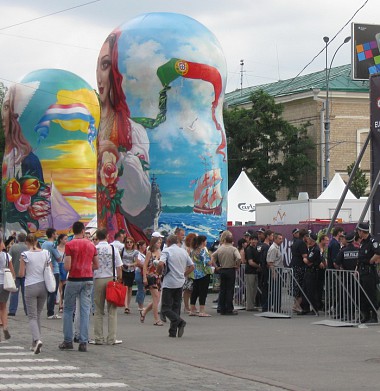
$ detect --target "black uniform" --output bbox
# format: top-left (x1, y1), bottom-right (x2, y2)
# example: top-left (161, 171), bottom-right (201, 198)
top-left (302, 243), bottom-right (321, 313)
top-left (335, 244), bottom-right (358, 271)
top-left (358, 235), bottom-right (380, 322)
top-left (291, 238), bottom-right (307, 298)
top-left (257, 242), bottom-right (270, 311)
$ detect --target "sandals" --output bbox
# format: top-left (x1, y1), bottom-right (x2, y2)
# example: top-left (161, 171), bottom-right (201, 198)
top-left (198, 313), bottom-right (211, 317)
top-left (153, 321), bottom-right (164, 326)
top-left (139, 310), bottom-right (145, 323)
top-left (188, 312), bottom-right (198, 316)
top-left (59, 307), bottom-right (63, 313)
top-left (124, 308), bottom-right (130, 314)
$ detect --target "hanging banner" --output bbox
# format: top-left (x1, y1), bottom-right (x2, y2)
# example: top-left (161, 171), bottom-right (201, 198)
top-left (370, 74), bottom-right (380, 235)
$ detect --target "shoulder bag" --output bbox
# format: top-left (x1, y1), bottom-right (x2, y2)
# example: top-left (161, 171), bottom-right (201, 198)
top-left (106, 245), bottom-right (127, 307)
top-left (43, 252), bottom-right (56, 293)
top-left (3, 252), bottom-right (17, 292)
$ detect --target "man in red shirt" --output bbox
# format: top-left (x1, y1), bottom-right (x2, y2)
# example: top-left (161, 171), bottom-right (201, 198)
top-left (59, 221), bottom-right (98, 352)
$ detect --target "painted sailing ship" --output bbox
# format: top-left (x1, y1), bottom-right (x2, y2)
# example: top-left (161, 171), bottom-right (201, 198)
top-left (193, 167), bottom-right (223, 215)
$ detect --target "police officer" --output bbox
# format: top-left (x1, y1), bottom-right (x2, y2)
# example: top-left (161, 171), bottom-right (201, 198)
top-left (335, 232), bottom-right (359, 321)
top-left (357, 222), bottom-right (380, 323)
top-left (299, 232), bottom-right (321, 315)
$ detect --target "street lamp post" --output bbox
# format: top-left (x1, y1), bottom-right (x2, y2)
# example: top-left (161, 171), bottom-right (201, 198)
top-left (323, 35), bottom-right (351, 189)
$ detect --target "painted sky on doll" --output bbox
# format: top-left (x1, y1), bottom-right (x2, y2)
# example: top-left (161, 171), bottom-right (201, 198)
top-left (19, 69), bottom-right (99, 216)
top-left (116, 13), bottom-right (227, 207)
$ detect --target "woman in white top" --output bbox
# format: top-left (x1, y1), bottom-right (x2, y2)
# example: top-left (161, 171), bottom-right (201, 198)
top-left (19, 234), bottom-right (52, 354)
top-left (121, 237), bottom-right (139, 314)
top-left (0, 237), bottom-right (15, 341)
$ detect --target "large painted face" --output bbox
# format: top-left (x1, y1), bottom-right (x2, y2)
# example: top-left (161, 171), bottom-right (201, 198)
top-left (96, 39), bottom-right (112, 107)
top-left (1, 93), bottom-right (10, 138)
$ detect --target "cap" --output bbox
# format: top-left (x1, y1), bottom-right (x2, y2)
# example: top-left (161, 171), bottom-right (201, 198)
top-left (256, 228), bottom-right (265, 234)
top-left (152, 231), bottom-right (164, 238)
top-left (308, 232), bottom-right (318, 241)
top-left (345, 232), bottom-right (355, 243)
top-left (357, 222), bottom-right (370, 232)
top-left (243, 231), bottom-right (251, 237)
top-left (292, 228), bottom-right (299, 235)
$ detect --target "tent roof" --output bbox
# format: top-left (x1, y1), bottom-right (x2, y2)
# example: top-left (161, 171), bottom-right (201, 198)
top-left (317, 173), bottom-right (357, 200)
top-left (227, 171), bottom-right (269, 224)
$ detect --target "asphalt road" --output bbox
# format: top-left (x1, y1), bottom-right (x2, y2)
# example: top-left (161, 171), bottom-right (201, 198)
top-left (1, 293), bottom-right (379, 391)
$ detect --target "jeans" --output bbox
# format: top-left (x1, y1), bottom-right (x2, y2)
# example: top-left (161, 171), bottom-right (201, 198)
top-left (63, 280), bottom-right (93, 344)
top-left (25, 281), bottom-right (47, 343)
top-left (9, 277), bottom-right (27, 315)
top-left (161, 287), bottom-right (183, 336)
top-left (134, 269), bottom-right (145, 307)
top-left (47, 273), bottom-right (60, 316)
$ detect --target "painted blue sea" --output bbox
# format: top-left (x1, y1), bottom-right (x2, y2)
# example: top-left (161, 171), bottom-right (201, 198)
top-left (158, 212), bottom-right (226, 243)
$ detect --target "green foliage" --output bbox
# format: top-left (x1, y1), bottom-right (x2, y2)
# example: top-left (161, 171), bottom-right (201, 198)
top-left (0, 82), bottom-right (7, 166)
top-left (347, 162), bottom-right (369, 198)
top-left (224, 90), bottom-right (315, 201)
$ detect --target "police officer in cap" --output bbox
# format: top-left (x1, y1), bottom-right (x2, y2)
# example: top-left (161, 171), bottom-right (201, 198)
top-left (299, 232), bottom-right (321, 315)
top-left (335, 232), bottom-right (359, 321)
top-left (357, 222), bottom-right (380, 323)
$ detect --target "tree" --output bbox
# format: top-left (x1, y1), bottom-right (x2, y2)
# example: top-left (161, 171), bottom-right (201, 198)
top-left (0, 81), bottom-right (7, 166)
top-left (347, 162), bottom-right (369, 198)
top-left (224, 90), bottom-right (315, 201)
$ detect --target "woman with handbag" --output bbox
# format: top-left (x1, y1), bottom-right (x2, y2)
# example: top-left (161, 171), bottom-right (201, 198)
top-left (189, 235), bottom-right (213, 317)
top-left (141, 236), bottom-right (163, 326)
top-left (0, 237), bottom-right (15, 341)
top-left (19, 234), bottom-right (52, 354)
top-left (121, 237), bottom-right (139, 314)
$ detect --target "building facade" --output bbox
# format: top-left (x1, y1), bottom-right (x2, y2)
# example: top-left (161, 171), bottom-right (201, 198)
top-left (225, 64), bottom-right (370, 200)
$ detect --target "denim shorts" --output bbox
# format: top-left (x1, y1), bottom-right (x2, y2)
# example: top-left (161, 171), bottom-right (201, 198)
top-left (59, 263), bottom-right (68, 281)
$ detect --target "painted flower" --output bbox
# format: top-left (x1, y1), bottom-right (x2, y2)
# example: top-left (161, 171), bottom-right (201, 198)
top-left (20, 178), bottom-right (40, 196)
top-left (100, 151), bottom-right (118, 187)
top-left (38, 185), bottom-right (51, 199)
top-left (5, 178), bottom-right (21, 202)
top-left (28, 200), bottom-right (50, 220)
top-left (107, 184), bottom-right (117, 199)
top-left (14, 193), bottom-right (32, 212)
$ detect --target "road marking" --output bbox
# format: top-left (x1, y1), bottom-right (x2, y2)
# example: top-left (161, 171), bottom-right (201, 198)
top-left (0, 373), bottom-right (102, 380)
top-left (0, 353), bottom-right (32, 356)
top-left (0, 366), bottom-right (78, 372)
top-left (0, 358), bottom-right (58, 363)
top-left (0, 346), bottom-right (25, 350)
top-left (0, 382), bottom-right (128, 389)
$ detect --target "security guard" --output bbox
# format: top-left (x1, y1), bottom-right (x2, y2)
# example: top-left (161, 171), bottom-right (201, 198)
top-left (335, 232), bottom-right (359, 321)
top-left (335, 232), bottom-right (358, 271)
top-left (299, 232), bottom-right (321, 315)
top-left (357, 222), bottom-right (380, 323)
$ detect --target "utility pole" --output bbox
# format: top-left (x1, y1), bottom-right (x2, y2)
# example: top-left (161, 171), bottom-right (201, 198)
top-left (240, 59), bottom-right (244, 96)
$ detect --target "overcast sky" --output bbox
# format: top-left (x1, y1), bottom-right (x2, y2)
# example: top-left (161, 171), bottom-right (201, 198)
top-left (0, 0), bottom-right (377, 93)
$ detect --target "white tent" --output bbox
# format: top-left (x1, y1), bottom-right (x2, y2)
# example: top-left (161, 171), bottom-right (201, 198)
top-left (317, 173), bottom-right (357, 200)
top-left (227, 171), bottom-right (269, 225)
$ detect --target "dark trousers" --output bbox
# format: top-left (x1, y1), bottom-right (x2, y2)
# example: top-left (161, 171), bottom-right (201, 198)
top-left (161, 287), bottom-right (183, 336)
top-left (9, 277), bottom-right (27, 315)
top-left (219, 268), bottom-right (235, 314)
top-left (260, 267), bottom-right (269, 311)
top-left (190, 274), bottom-right (210, 306)
top-left (47, 273), bottom-right (60, 316)
top-left (302, 269), bottom-right (318, 312)
top-left (360, 271), bottom-right (378, 319)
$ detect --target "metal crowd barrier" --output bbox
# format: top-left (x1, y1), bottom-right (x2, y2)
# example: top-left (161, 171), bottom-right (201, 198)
top-left (324, 269), bottom-right (377, 324)
top-left (234, 264), bottom-right (246, 308)
top-left (265, 267), bottom-right (294, 317)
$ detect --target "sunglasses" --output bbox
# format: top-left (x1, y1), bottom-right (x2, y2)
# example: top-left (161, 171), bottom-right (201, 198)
top-left (126, 241), bottom-right (134, 244)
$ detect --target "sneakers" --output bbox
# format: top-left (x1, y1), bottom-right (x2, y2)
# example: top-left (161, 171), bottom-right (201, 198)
top-left (34, 340), bottom-right (42, 355)
top-left (111, 340), bottom-right (122, 345)
top-left (89, 339), bottom-right (103, 345)
top-left (47, 314), bottom-right (62, 319)
top-left (7, 313), bottom-right (15, 316)
top-left (58, 341), bottom-right (74, 350)
top-left (177, 320), bottom-right (186, 338)
top-left (3, 329), bottom-right (11, 340)
top-left (78, 343), bottom-right (87, 352)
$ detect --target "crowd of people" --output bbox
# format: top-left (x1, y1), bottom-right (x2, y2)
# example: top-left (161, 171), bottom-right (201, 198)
top-left (0, 221), bottom-right (379, 354)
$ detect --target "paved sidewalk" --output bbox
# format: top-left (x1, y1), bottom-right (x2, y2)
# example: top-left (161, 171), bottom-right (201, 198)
top-left (2, 293), bottom-right (380, 390)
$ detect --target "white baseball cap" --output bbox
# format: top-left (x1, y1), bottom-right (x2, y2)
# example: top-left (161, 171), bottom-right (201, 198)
top-left (152, 231), bottom-right (164, 238)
